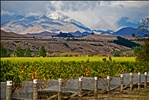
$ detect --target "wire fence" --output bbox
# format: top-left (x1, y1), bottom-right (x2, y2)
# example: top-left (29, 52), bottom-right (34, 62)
top-left (1, 72), bottom-right (149, 100)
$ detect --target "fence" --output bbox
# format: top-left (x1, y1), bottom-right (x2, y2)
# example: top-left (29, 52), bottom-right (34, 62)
top-left (1, 72), bottom-right (149, 100)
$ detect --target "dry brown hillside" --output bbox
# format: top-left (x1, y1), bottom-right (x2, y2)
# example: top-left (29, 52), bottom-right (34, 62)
top-left (1, 29), bottom-right (27, 38)
top-left (1, 30), bottom-right (142, 56)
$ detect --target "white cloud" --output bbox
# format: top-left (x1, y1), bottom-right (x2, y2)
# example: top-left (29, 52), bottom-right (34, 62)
top-left (1, 1), bottom-right (149, 30)
top-left (1, 10), bottom-right (14, 15)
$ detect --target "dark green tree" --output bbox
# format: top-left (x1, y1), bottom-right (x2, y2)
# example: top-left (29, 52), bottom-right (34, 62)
top-left (133, 46), bottom-right (142, 56)
top-left (136, 41), bottom-right (149, 62)
top-left (39, 46), bottom-right (46, 57)
top-left (24, 47), bottom-right (32, 57)
top-left (14, 45), bottom-right (24, 57)
top-left (0, 44), bottom-right (10, 57)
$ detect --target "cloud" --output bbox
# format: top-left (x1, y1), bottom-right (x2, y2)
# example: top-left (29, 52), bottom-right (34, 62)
top-left (1, 1), bottom-right (149, 30)
top-left (1, 10), bottom-right (14, 15)
top-left (46, 1), bottom-right (100, 12)
top-left (1, 1), bottom-right (48, 15)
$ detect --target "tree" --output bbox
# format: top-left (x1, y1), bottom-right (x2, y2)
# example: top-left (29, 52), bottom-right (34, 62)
top-left (24, 47), bottom-right (32, 57)
top-left (138, 17), bottom-right (149, 31)
top-left (39, 46), bottom-right (46, 57)
top-left (0, 44), bottom-right (10, 57)
top-left (136, 18), bottom-right (149, 62)
top-left (91, 31), bottom-right (94, 35)
top-left (132, 33), bottom-right (135, 37)
top-left (136, 41), bottom-right (149, 62)
top-left (133, 46), bottom-right (142, 56)
top-left (14, 45), bottom-right (24, 57)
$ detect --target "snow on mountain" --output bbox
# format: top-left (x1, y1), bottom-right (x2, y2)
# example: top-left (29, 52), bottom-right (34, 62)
top-left (48, 12), bottom-right (91, 31)
top-left (48, 12), bottom-right (69, 20)
top-left (91, 19), bottom-right (116, 31)
top-left (1, 12), bottom-right (91, 34)
top-left (1, 14), bottom-right (24, 27)
top-left (2, 12), bottom-right (147, 37)
top-left (116, 17), bottom-right (137, 28)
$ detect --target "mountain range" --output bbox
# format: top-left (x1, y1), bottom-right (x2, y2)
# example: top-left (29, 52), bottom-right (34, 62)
top-left (1, 12), bottom-right (91, 34)
top-left (1, 12), bottom-right (149, 37)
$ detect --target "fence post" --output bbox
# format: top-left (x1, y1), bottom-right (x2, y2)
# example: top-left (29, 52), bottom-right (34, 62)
top-left (78, 77), bottom-right (82, 100)
top-left (94, 77), bottom-right (98, 100)
top-left (120, 74), bottom-right (124, 93)
top-left (107, 76), bottom-right (110, 94)
top-left (6, 81), bottom-right (12, 100)
top-left (130, 73), bottom-right (133, 91)
top-left (58, 78), bottom-right (62, 100)
top-left (33, 79), bottom-right (38, 100)
top-left (144, 72), bottom-right (147, 88)
top-left (138, 72), bottom-right (141, 90)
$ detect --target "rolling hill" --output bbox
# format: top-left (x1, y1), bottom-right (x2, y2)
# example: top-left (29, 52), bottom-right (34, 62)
top-left (1, 29), bottom-right (27, 38)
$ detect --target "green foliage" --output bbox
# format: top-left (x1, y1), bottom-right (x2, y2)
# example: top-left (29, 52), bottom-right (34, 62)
top-left (1, 60), bottom-right (149, 84)
top-left (39, 46), bottom-right (46, 57)
top-left (133, 46), bottom-right (142, 56)
top-left (114, 36), bottom-right (140, 48)
top-left (136, 41), bottom-right (149, 63)
top-left (14, 45), bottom-right (24, 57)
top-left (24, 47), bottom-right (32, 57)
top-left (0, 44), bottom-right (10, 57)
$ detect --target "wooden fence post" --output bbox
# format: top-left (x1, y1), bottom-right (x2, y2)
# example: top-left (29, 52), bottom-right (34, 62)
top-left (130, 73), bottom-right (133, 91)
top-left (144, 72), bottom-right (147, 88)
top-left (94, 77), bottom-right (98, 100)
top-left (120, 74), bottom-right (124, 93)
top-left (107, 76), bottom-right (110, 94)
top-left (6, 81), bottom-right (12, 100)
top-left (33, 79), bottom-right (38, 100)
top-left (58, 78), bottom-right (62, 100)
top-left (138, 72), bottom-right (141, 90)
top-left (78, 77), bottom-right (82, 100)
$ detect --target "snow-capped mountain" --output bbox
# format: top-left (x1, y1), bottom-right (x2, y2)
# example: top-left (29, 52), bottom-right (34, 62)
top-left (1, 14), bottom-right (24, 27)
top-left (91, 19), bottom-right (116, 31)
top-left (1, 12), bottom-right (91, 34)
top-left (48, 12), bottom-right (91, 31)
top-left (48, 12), bottom-right (69, 21)
top-left (116, 17), bottom-right (138, 29)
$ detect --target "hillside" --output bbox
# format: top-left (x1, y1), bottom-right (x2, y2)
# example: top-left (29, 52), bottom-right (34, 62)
top-left (1, 29), bottom-right (27, 38)
top-left (1, 30), bottom-right (141, 56)
top-left (113, 27), bottom-right (149, 36)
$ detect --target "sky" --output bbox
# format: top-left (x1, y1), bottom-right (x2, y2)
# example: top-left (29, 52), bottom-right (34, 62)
top-left (1, 1), bottom-right (149, 31)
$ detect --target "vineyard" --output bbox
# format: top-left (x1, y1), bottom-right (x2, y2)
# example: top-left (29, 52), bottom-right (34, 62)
top-left (1, 57), bottom-right (149, 84)
top-left (1, 56), bottom-right (136, 62)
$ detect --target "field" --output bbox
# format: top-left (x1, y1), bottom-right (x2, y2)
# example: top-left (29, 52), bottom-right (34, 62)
top-left (1, 56), bottom-right (135, 62)
top-left (1, 57), bottom-right (149, 84)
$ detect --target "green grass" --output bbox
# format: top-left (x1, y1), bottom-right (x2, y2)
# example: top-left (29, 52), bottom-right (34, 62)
top-left (1, 56), bottom-right (136, 63)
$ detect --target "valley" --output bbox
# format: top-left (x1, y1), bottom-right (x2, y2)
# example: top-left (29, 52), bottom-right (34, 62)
top-left (1, 29), bottom-right (143, 57)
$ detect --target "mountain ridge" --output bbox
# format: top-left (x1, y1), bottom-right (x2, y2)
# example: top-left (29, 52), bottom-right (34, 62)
top-left (1, 13), bottom-right (148, 37)
top-left (1, 12), bottom-right (91, 34)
